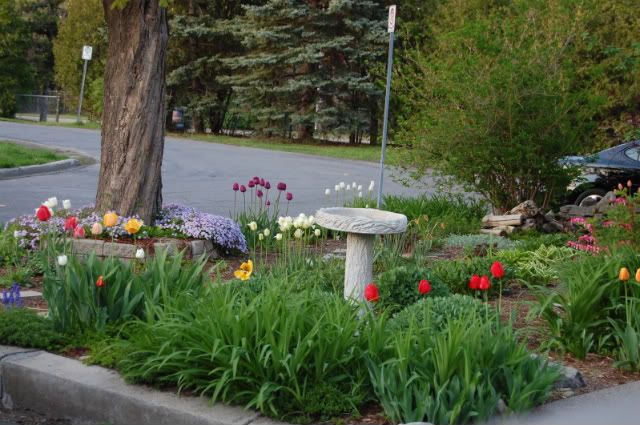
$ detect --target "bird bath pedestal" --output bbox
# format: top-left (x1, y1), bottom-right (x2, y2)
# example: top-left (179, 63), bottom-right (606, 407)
top-left (315, 207), bottom-right (408, 302)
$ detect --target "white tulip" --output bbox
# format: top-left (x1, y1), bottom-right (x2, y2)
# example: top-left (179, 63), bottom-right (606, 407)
top-left (346, 184), bottom-right (351, 191)
top-left (308, 215), bottom-right (315, 225)
top-left (57, 255), bottom-right (68, 266)
top-left (352, 181), bottom-right (357, 188)
top-left (339, 182), bottom-right (345, 189)
top-left (294, 228), bottom-right (303, 239)
top-left (263, 228), bottom-right (270, 237)
top-left (325, 188), bottom-right (331, 196)
top-left (368, 180), bottom-right (375, 191)
top-left (248, 221), bottom-right (258, 232)
top-left (47, 197), bottom-right (58, 208)
top-left (259, 233), bottom-right (264, 241)
top-left (334, 184), bottom-right (341, 192)
top-left (314, 229), bottom-right (321, 237)
top-left (275, 233), bottom-right (283, 241)
top-left (293, 217), bottom-right (304, 228)
top-left (135, 248), bottom-right (145, 260)
top-left (357, 185), bottom-right (362, 191)
top-left (62, 199), bottom-right (71, 210)
top-left (358, 191), bottom-right (363, 198)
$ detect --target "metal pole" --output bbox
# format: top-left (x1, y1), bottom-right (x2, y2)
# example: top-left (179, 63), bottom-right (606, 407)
top-left (55, 95), bottom-right (60, 123)
top-left (376, 31), bottom-right (395, 209)
top-left (77, 59), bottom-right (88, 123)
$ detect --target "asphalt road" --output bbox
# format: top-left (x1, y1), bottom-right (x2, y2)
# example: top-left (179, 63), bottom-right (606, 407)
top-left (0, 408), bottom-right (70, 425)
top-left (0, 122), bottom-right (430, 223)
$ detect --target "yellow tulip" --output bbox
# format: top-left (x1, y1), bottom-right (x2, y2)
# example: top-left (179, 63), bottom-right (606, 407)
top-left (635, 268), bottom-right (640, 283)
top-left (233, 260), bottom-right (253, 281)
top-left (124, 218), bottom-right (143, 235)
top-left (619, 267), bottom-right (630, 282)
top-left (103, 211), bottom-right (118, 227)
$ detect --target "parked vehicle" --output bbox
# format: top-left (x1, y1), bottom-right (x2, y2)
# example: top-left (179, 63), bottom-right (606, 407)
top-left (564, 141), bottom-right (640, 207)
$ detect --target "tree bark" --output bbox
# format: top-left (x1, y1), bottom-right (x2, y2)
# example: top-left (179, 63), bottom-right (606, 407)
top-left (97, 0), bottom-right (168, 224)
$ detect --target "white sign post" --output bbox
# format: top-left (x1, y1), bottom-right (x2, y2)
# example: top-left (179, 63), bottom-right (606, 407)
top-left (77, 45), bottom-right (93, 123)
top-left (377, 6), bottom-right (396, 208)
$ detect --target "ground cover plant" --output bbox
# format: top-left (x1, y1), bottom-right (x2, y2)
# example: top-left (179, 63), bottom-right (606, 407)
top-left (0, 140), bottom-right (66, 168)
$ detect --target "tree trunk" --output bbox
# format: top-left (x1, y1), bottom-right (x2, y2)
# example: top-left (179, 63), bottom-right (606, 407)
top-left (97, 0), bottom-right (168, 224)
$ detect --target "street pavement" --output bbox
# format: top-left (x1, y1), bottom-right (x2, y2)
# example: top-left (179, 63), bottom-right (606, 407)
top-left (0, 122), bottom-right (430, 223)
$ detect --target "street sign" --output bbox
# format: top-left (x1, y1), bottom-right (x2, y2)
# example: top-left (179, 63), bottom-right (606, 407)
top-left (388, 5), bottom-right (396, 33)
top-left (82, 45), bottom-right (93, 61)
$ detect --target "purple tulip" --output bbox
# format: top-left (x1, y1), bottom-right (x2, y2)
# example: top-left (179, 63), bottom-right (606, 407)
top-left (232, 182), bottom-right (239, 191)
top-left (266, 200), bottom-right (271, 207)
top-left (253, 176), bottom-right (260, 184)
top-left (240, 185), bottom-right (246, 193)
top-left (257, 190), bottom-right (264, 198)
top-left (277, 182), bottom-right (287, 191)
top-left (260, 178), bottom-right (266, 187)
top-left (286, 192), bottom-right (293, 201)
top-left (265, 181), bottom-right (271, 190)
top-left (248, 180), bottom-right (255, 188)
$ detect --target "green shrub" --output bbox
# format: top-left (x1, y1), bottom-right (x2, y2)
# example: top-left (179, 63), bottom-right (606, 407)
top-left (118, 284), bottom-right (376, 421)
top-left (431, 256), bottom-right (516, 295)
top-left (43, 250), bottom-right (208, 332)
top-left (507, 231), bottom-right (572, 251)
top-left (611, 299), bottom-right (640, 372)
top-left (366, 312), bottom-right (560, 424)
top-left (0, 308), bottom-right (70, 350)
top-left (443, 233), bottom-right (518, 251)
top-left (497, 245), bottom-right (578, 285)
top-left (377, 265), bottom-right (450, 312)
top-left (390, 294), bottom-right (489, 331)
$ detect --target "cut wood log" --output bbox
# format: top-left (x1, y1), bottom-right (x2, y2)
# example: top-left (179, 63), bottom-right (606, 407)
top-left (480, 226), bottom-right (516, 236)
top-left (482, 214), bottom-right (524, 228)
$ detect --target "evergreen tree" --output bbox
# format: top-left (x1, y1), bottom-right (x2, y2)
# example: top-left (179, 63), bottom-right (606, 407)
top-left (225, 0), bottom-right (386, 142)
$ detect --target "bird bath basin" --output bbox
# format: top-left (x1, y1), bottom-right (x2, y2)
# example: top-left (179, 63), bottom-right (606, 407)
top-left (315, 207), bottom-right (408, 302)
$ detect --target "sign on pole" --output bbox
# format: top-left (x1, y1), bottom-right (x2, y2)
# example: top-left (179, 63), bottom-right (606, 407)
top-left (376, 6), bottom-right (396, 208)
top-left (77, 45), bottom-right (92, 122)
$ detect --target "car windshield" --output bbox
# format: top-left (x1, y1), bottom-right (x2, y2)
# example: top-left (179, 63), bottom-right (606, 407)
top-left (624, 146), bottom-right (640, 162)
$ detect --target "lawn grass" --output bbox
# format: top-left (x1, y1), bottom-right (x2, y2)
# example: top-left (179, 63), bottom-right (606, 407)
top-left (0, 141), bottom-right (67, 168)
top-left (170, 132), bottom-right (394, 162)
top-left (0, 117), bottom-right (101, 130)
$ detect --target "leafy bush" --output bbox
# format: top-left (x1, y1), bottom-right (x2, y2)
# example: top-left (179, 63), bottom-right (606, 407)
top-left (497, 245), bottom-right (578, 285)
top-left (377, 265), bottom-right (450, 312)
top-left (0, 308), bottom-right (70, 350)
top-left (367, 311), bottom-right (560, 424)
top-left (390, 294), bottom-right (490, 331)
top-left (118, 284), bottom-right (375, 421)
top-left (443, 233), bottom-right (518, 251)
top-left (507, 231), bottom-right (572, 251)
top-left (431, 256), bottom-right (516, 295)
top-left (611, 299), bottom-right (640, 372)
top-left (43, 250), bottom-right (208, 332)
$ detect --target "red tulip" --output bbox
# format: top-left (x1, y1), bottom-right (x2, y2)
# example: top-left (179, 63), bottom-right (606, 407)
top-left (490, 261), bottom-right (505, 279)
top-left (253, 176), bottom-right (260, 184)
top-left (479, 275), bottom-right (491, 291)
top-left (469, 274), bottom-right (481, 290)
top-left (277, 182), bottom-right (287, 191)
top-left (364, 283), bottom-right (379, 302)
top-left (627, 180), bottom-right (633, 188)
top-left (64, 216), bottom-right (78, 231)
top-left (232, 183), bottom-right (239, 191)
top-left (265, 181), bottom-right (271, 190)
top-left (418, 279), bottom-right (431, 295)
top-left (36, 205), bottom-right (52, 221)
top-left (248, 180), bottom-right (255, 188)
top-left (73, 225), bottom-right (85, 239)
top-left (286, 192), bottom-right (293, 201)
top-left (240, 185), bottom-right (246, 193)
top-left (96, 275), bottom-right (105, 288)
top-left (256, 190), bottom-right (264, 198)
top-left (260, 178), bottom-right (266, 187)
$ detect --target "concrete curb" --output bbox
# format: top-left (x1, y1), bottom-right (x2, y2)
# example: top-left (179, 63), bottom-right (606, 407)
top-left (0, 346), bottom-right (287, 425)
top-left (0, 158), bottom-right (80, 180)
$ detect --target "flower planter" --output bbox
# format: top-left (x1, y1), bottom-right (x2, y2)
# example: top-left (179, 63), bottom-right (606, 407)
top-left (69, 238), bottom-right (220, 261)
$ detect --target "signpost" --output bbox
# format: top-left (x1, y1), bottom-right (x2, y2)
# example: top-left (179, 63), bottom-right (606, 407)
top-left (376, 5), bottom-right (396, 209)
top-left (77, 45), bottom-right (93, 123)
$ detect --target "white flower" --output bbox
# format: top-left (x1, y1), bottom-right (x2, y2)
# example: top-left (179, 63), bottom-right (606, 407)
top-left (259, 233), bottom-right (264, 241)
top-left (352, 181), bottom-right (357, 188)
top-left (294, 228), bottom-right (304, 239)
top-left (62, 199), bottom-right (71, 210)
top-left (135, 248), bottom-right (145, 260)
top-left (46, 197), bottom-right (58, 208)
top-left (368, 180), bottom-right (375, 191)
top-left (293, 217), bottom-right (304, 229)
top-left (358, 191), bottom-right (363, 198)
top-left (339, 182), bottom-right (345, 189)
top-left (57, 255), bottom-right (68, 266)
top-left (346, 184), bottom-right (351, 191)
top-left (275, 233), bottom-right (283, 241)
top-left (325, 188), bottom-right (331, 196)
top-left (248, 221), bottom-right (258, 232)
top-left (314, 229), bottom-right (321, 237)
top-left (13, 230), bottom-right (21, 239)
top-left (357, 185), bottom-right (363, 192)
top-left (263, 228), bottom-right (270, 237)
top-left (308, 215), bottom-right (315, 225)
top-left (334, 184), bottom-right (341, 192)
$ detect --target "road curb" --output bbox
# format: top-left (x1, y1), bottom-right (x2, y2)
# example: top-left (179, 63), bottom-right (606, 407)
top-left (0, 346), bottom-right (286, 425)
top-left (0, 159), bottom-right (81, 180)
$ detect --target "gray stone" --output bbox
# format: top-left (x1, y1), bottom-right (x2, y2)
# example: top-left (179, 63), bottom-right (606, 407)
top-left (203, 241), bottom-right (220, 260)
top-left (71, 239), bottom-right (104, 256)
top-left (0, 349), bottom-right (283, 425)
top-left (190, 240), bottom-right (205, 256)
top-left (17, 290), bottom-right (41, 298)
top-left (554, 365), bottom-right (586, 390)
top-left (496, 398), bottom-right (508, 414)
top-left (102, 242), bottom-right (137, 259)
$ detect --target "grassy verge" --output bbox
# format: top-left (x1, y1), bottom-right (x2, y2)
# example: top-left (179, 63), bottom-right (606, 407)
top-left (0, 141), bottom-right (67, 168)
top-left (0, 117), bottom-right (101, 130)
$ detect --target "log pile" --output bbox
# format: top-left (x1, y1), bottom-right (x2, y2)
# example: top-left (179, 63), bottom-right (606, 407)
top-left (481, 200), bottom-right (564, 236)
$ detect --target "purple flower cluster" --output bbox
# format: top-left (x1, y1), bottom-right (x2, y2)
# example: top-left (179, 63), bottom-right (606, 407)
top-left (156, 204), bottom-right (247, 253)
top-left (2, 283), bottom-right (23, 309)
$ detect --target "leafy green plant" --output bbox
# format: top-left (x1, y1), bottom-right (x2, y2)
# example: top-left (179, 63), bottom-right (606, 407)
top-left (377, 265), bottom-right (450, 312)
top-left (0, 308), bottom-right (70, 350)
top-left (611, 300), bottom-right (640, 371)
top-left (390, 294), bottom-right (490, 331)
top-left (118, 284), bottom-right (377, 421)
top-left (366, 311), bottom-right (560, 424)
top-left (497, 245), bottom-right (578, 285)
top-left (507, 231), bottom-right (571, 251)
top-left (443, 233), bottom-right (518, 251)
top-left (431, 256), bottom-right (516, 295)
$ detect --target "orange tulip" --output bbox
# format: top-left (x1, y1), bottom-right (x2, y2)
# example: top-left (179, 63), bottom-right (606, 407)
top-left (124, 218), bottom-right (143, 235)
top-left (635, 268), bottom-right (640, 283)
top-left (103, 211), bottom-right (118, 227)
top-left (619, 267), bottom-right (630, 282)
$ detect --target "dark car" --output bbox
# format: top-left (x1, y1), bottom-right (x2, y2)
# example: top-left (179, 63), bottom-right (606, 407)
top-left (565, 141), bottom-right (640, 207)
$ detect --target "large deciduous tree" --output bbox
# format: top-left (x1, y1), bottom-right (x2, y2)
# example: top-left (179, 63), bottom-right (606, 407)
top-left (96, 0), bottom-right (168, 223)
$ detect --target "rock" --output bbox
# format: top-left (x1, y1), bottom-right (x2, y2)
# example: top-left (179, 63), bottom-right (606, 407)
top-left (153, 241), bottom-right (178, 256)
top-left (559, 204), bottom-right (596, 218)
top-left (521, 218), bottom-right (538, 230)
top-left (190, 240), bottom-right (205, 257)
top-left (509, 200), bottom-right (541, 218)
top-left (103, 242), bottom-right (137, 258)
top-left (496, 398), bottom-right (508, 415)
top-left (554, 388), bottom-right (576, 398)
top-left (71, 239), bottom-right (104, 256)
top-left (554, 365), bottom-right (586, 390)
